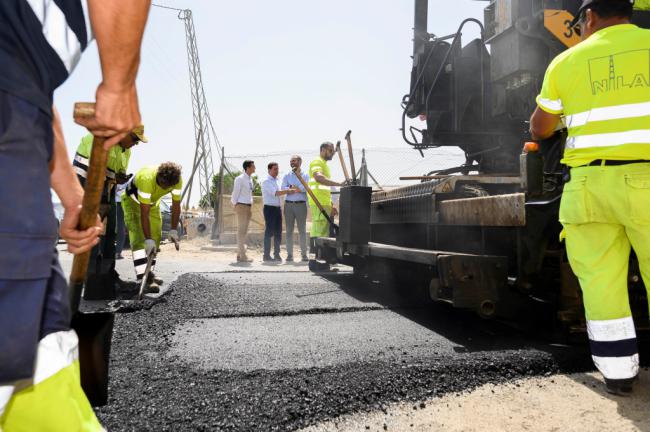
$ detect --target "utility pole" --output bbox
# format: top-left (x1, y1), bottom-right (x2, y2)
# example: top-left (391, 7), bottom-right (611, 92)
top-left (212, 149), bottom-right (226, 241)
top-left (153, 4), bottom-right (226, 211)
top-left (178, 8), bottom-right (219, 210)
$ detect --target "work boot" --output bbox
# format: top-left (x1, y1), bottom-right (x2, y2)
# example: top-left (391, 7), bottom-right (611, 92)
top-left (145, 282), bottom-right (160, 294)
top-left (147, 272), bottom-right (163, 285)
top-left (605, 376), bottom-right (637, 396)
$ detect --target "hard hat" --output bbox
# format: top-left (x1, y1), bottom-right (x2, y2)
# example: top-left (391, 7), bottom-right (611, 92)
top-left (571, 0), bottom-right (634, 27)
top-left (570, 0), bottom-right (635, 27)
top-left (132, 124), bottom-right (148, 143)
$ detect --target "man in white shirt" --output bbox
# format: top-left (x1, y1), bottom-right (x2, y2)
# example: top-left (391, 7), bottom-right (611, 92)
top-left (261, 162), bottom-right (299, 262)
top-left (231, 160), bottom-right (256, 262)
top-left (281, 155), bottom-right (310, 262)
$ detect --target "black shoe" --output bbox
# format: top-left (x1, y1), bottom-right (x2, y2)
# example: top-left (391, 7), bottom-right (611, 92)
top-left (263, 255), bottom-right (273, 262)
top-left (301, 256), bottom-right (309, 262)
top-left (285, 255), bottom-right (294, 262)
top-left (605, 376), bottom-right (637, 396)
top-left (147, 272), bottom-right (163, 285)
top-left (144, 282), bottom-right (160, 294)
top-left (115, 253), bottom-right (124, 260)
top-left (273, 255), bottom-right (282, 262)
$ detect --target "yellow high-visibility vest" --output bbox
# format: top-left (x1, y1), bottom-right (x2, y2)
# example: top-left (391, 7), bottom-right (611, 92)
top-left (308, 157), bottom-right (332, 206)
top-left (537, 24), bottom-right (650, 167)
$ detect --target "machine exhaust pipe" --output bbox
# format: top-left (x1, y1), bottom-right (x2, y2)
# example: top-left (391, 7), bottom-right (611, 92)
top-left (413, 0), bottom-right (428, 57)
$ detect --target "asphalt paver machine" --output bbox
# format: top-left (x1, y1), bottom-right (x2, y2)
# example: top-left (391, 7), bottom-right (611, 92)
top-left (313, 0), bottom-right (650, 336)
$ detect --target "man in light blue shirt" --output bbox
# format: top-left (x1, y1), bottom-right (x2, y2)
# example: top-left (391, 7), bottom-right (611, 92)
top-left (281, 155), bottom-right (310, 262)
top-left (262, 162), bottom-right (299, 262)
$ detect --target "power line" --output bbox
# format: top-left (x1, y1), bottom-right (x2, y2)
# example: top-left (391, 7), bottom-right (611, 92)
top-left (151, 3), bottom-right (183, 12)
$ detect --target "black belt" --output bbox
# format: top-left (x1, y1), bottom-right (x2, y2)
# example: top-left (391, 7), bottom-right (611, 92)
top-left (582, 159), bottom-right (650, 167)
top-left (286, 201), bottom-right (306, 204)
top-left (237, 203), bottom-right (251, 206)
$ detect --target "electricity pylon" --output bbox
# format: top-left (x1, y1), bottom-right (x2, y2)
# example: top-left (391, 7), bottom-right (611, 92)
top-left (178, 8), bottom-right (222, 209)
top-left (153, 4), bottom-right (225, 210)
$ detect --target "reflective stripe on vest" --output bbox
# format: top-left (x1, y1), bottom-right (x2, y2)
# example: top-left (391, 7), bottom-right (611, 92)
top-left (0, 330), bottom-right (104, 431)
top-left (564, 100), bottom-right (650, 149)
top-left (73, 153), bottom-right (116, 180)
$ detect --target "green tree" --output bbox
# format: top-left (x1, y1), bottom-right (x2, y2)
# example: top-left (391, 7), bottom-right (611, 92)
top-left (199, 171), bottom-right (262, 208)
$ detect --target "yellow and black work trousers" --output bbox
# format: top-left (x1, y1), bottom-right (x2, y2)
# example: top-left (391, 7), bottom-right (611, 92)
top-left (122, 196), bottom-right (162, 281)
top-left (560, 162), bottom-right (650, 380)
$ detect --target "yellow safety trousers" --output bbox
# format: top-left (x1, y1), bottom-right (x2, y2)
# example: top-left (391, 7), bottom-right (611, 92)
top-left (121, 196), bottom-right (163, 250)
top-left (560, 163), bottom-right (650, 321)
top-left (1, 360), bottom-right (102, 432)
top-left (309, 203), bottom-right (332, 238)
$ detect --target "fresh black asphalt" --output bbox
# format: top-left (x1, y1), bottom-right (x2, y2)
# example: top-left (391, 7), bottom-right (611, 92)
top-left (95, 270), bottom-right (642, 431)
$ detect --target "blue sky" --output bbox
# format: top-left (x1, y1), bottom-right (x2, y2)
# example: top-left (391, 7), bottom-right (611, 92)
top-left (54, 0), bottom-right (486, 203)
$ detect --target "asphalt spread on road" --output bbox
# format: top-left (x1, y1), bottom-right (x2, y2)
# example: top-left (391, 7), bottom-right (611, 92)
top-left (95, 271), bottom-right (646, 431)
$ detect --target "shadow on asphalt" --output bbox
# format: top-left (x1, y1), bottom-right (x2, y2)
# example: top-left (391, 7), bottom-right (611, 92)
top-left (315, 271), bottom-right (647, 373)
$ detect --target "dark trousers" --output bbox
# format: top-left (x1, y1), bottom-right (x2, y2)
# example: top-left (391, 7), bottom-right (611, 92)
top-left (0, 90), bottom-right (66, 381)
top-left (116, 201), bottom-right (126, 255)
top-left (263, 205), bottom-right (282, 257)
top-left (76, 175), bottom-right (118, 300)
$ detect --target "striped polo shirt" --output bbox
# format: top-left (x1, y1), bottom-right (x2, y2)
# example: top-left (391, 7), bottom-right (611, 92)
top-left (0, 0), bottom-right (92, 116)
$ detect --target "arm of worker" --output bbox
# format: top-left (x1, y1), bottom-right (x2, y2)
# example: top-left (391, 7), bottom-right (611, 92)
top-left (529, 107), bottom-right (561, 141)
top-left (49, 106), bottom-right (102, 254)
top-left (168, 182), bottom-right (182, 246)
top-left (170, 201), bottom-right (181, 231)
top-left (313, 171), bottom-right (343, 187)
top-left (168, 200), bottom-right (181, 248)
top-left (139, 203), bottom-right (152, 240)
top-left (530, 57), bottom-right (564, 141)
top-left (76, 0), bottom-right (151, 149)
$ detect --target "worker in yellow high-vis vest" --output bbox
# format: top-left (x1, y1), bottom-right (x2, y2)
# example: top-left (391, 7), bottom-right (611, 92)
top-left (72, 127), bottom-right (145, 298)
top-left (308, 142), bottom-right (344, 250)
top-left (122, 163), bottom-right (183, 293)
top-left (530, 0), bottom-right (650, 396)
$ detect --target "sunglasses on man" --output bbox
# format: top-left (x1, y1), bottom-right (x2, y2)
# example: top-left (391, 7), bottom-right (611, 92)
top-left (572, 11), bottom-right (586, 37)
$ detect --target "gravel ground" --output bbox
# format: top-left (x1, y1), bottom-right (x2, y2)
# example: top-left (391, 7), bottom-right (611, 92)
top-left (93, 272), bottom-right (620, 432)
top-left (300, 370), bottom-right (650, 432)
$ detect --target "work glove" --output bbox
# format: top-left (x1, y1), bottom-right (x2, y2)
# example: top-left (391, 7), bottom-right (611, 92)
top-left (168, 229), bottom-right (180, 243)
top-left (144, 239), bottom-right (157, 256)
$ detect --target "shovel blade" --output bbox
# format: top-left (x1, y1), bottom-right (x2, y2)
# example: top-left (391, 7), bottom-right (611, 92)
top-left (71, 311), bottom-right (114, 407)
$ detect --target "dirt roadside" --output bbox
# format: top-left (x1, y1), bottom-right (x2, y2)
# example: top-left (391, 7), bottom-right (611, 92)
top-left (301, 370), bottom-right (650, 432)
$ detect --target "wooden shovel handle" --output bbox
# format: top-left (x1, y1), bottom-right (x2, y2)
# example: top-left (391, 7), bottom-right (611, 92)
top-left (345, 130), bottom-right (356, 182)
top-left (336, 141), bottom-right (351, 182)
top-left (292, 167), bottom-right (335, 227)
top-left (69, 103), bottom-right (108, 288)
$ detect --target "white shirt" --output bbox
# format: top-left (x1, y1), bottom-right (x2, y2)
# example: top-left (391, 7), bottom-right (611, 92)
top-left (262, 176), bottom-right (281, 207)
top-left (115, 182), bottom-right (127, 203)
top-left (231, 172), bottom-right (253, 205)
